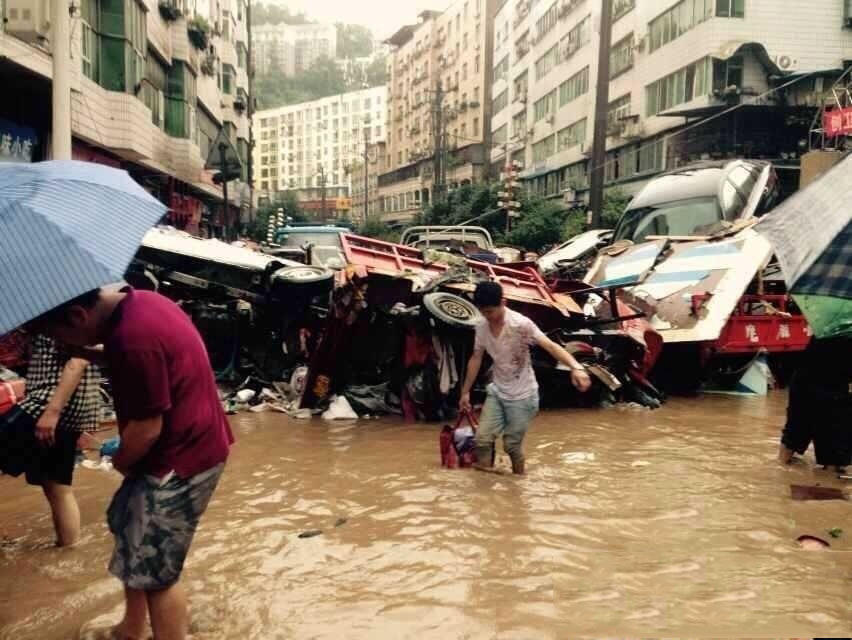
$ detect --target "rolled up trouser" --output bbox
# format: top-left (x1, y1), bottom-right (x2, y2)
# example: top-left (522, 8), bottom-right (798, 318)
top-left (474, 388), bottom-right (539, 468)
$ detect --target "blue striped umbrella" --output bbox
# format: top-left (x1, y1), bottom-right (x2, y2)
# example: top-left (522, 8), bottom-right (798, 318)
top-left (0, 160), bottom-right (167, 334)
top-left (756, 154), bottom-right (852, 338)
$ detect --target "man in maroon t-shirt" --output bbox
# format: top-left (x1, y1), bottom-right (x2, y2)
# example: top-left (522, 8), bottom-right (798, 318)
top-left (39, 287), bottom-right (233, 640)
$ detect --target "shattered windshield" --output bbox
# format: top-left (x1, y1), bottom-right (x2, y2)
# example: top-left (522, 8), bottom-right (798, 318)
top-left (280, 232), bottom-right (343, 248)
top-left (614, 197), bottom-right (725, 243)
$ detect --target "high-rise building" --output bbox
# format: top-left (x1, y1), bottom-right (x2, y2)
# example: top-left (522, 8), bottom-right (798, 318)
top-left (378, 0), bottom-right (499, 226)
top-left (492, 0), bottom-right (852, 203)
top-left (252, 86), bottom-right (387, 218)
top-left (0, 0), bottom-right (252, 238)
top-left (253, 22), bottom-right (337, 75)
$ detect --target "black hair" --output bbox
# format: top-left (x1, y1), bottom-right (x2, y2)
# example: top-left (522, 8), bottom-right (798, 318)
top-left (473, 281), bottom-right (503, 308)
top-left (35, 289), bottom-right (101, 326)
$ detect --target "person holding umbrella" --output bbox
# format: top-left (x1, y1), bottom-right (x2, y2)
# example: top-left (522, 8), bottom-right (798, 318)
top-left (0, 161), bottom-right (232, 640)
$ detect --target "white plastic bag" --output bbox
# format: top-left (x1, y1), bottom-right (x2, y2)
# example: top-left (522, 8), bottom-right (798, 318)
top-left (322, 395), bottom-right (358, 420)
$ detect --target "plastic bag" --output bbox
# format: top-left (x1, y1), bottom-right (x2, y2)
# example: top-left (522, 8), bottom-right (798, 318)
top-left (322, 395), bottom-right (358, 420)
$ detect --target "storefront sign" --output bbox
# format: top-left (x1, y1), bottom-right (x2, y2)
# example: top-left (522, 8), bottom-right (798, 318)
top-left (0, 118), bottom-right (38, 163)
top-left (823, 106), bottom-right (852, 138)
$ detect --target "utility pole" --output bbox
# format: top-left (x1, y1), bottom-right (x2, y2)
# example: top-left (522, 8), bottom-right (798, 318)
top-left (318, 164), bottom-right (327, 220)
top-left (588, 0), bottom-right (614, 228)
top-left (247, 0), bottom-right (255, 224)
top-left (363, 133), bottom-right (370, 221)
top-left (51, 0), bottom-right (72, 160)
top-left (431, 81), bottom-right (446, 204)
top-left (220, 141), bottom-right (230, 240)
top-left (497, 155), bottom-right (521, 234)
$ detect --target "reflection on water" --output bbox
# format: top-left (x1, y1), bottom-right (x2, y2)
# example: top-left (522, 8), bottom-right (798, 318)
top-left (1, 393), bottom-right (850, 638)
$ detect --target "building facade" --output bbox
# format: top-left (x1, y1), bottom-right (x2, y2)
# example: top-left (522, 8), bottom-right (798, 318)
top-left (378, 0), bottom-right (499, 226)
top-left (350, 141), bottom-right (387, 223)
top-left (1, 0), bottom-right (251, 238)
top-left (491, 0), bottom-right (852, 202)
top-left (252, 22), bottom-right (337, 75)
top-left (252, 86), bottom-right (387, 218)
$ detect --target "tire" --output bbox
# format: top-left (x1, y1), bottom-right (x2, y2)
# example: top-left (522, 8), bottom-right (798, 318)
top-left (273, 265), bottom-right (334, 285)
top-left (422, 292), bottom-right (482, 329)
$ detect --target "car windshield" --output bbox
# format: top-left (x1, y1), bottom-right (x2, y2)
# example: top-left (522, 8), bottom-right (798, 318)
top-left (280, 231), bottom-right (342, 248)
top-left (613, 197), bottom-right (725, 243)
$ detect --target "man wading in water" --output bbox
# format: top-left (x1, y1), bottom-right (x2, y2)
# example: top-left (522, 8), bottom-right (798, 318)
top-left (460, 282), bottom-right (592, 474)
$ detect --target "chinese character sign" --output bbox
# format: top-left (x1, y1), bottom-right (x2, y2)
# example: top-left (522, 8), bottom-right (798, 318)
top-left (823, 106), bottom-right (852, 138)
top-left (0, 118), bottom-right (38, 164)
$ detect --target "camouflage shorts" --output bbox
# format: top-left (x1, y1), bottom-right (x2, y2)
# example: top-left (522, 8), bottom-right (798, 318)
top-left (106, 463), bottom-right (224, 590)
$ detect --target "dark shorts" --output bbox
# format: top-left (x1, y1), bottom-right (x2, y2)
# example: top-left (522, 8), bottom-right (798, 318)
top-left (0, 406), bottom-right (79, 486)
top-left (107, 463), bottom-right (225, 590)
top-left (781, 372), bottom-right (852, 467)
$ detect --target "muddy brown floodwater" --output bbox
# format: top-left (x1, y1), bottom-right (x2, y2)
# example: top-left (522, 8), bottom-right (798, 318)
top-left (1, 393), bottom-right (850, 638)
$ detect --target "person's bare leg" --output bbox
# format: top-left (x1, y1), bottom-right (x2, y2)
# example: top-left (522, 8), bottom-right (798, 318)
top-left (41, 481), bottom-right (80, 547)
top-left (778, 444), bottom-right (795, 465)
top-left (113, 586), bottom-right (148, 640)
top-left (147, 582), bottom-right (188, 640)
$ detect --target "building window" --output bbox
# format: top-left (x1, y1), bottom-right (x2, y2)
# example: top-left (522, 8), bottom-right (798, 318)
top-left (512, 109), bottom-right (527, 138)
top-left (462, 63), bottom-right (468, 80)
top-left (649, 0), bottom-right (717, 53)
top-left (713, 55), bottom-right (744, 92)
top-left (646, 57), bottom-right (712, 116)
top-left (533, 89), bottom-right (557, 122)
top-left (557, 118), bottom-right (586, 152)
top-left (494, 55), bottom-right (509, 83)
top-left (237, 42), bottom-right (248, 69)
top-left (492, 89), bottom-right (509, 115)
top-left (561, 14), bottom-right (591, 59)
top-left (493, 124), bottom-right (508, 144)
top-left (143, 49), bottom-right (167, 128)
top-left (534, 44), bottom-right (559, 81)
top-left (716, 0), bottom-right (745, 17)
top-left (222, 64), bottom-right (236, 95)
top-left (607, 94), bottom-right (631, 129)
top-left (559, 66), bottom-right (589, 106)
top-left (475, 55), bottom-right (480, 73)
top-left (535, 1), bottom-right (558, 41)
top-left (165, 61), bottom-right (197, 139)
top-left (80, 0), bottom-right (146, 93)
top-left (611, 0), bottom-right (635, 21)
top-left (609, 35), bottom-right (634, 79)
top-left (532, 135), bottom-right (555, 163)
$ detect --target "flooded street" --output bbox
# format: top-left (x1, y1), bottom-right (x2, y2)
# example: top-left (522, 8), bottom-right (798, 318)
top-left (1, 392), bottom-right (850, 638)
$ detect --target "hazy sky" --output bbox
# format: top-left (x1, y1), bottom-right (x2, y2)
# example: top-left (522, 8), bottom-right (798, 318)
top-left (280, 0), bottom-right (450, 40)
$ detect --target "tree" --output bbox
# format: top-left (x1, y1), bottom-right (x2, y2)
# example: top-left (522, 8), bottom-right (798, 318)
top-left (365, 55), bottom-right (389, 88)
top-left (336, 24), bottom-right (374, 59)
top-left (247, 193), bottom-right (308, 242)
top-left (252, 2), bottom-right (311, 25)
top-left (504, 198), bottom-right (570, 252)
top-left (356, 218), bottom-right (397, 242)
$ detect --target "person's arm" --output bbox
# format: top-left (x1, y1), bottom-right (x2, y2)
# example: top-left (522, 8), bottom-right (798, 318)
top-left (459, 348), bottom-right (484, 412)
top-left (112, 415), bottom-right (163, 475)
top-left (535, 334), bottom-right (592, 392)
top-left (35, 358), bottom-right (90, 447)
top-left (63, 345), bottom-right (106, 366)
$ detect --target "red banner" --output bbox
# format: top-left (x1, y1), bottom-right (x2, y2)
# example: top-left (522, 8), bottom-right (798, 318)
top-left (823, 106), bottom-right (852, 137)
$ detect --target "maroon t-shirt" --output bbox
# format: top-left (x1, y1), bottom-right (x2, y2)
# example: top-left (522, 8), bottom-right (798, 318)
top-left (105, 289), bottom-right (233, 477)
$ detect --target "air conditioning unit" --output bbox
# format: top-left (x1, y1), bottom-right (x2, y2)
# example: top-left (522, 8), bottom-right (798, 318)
top-left (546, 115), bottom-right (555, 126)
top-left (4, 0), bottom-right (51, 44)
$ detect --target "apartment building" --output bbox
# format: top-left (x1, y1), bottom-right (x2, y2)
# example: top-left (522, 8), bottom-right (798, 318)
top-left (252, 86), bottom-right (387, 218)
top-left (350, 141), bottom-right (387, 223)
top-left (1, 0), bottom-right (251, 238)
top-left (491, 0), bottom-right (852, 202)
top-left (378, 0), bottom-right (499, 226)
top-left (253, 22), bottom-right (337, 75)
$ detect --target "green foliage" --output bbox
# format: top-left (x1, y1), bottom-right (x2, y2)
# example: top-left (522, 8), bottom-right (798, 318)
top-left (251, 3), bottom-right (311, 25)
top-left (336, 24), bottom-right (373, 59)
top-left (254, 54), bottom-right (388, 109)
top-left (364, 56), bottom-right (389, 87)
top-left (504, 197), bottom-right (570, 252)
top-left (601, 188), bottom-right (630, 228)
top-left (246, 193), bottom-right (308, 242)
top-left (356, 218), bottom-right (398, 243)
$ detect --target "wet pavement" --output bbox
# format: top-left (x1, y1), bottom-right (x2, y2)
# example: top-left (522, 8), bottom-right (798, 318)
top-left (1, 392), bottom-right (850, 638)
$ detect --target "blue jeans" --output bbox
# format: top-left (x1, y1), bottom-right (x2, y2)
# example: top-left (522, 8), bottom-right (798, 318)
top-left (475, 387), bottom-right (539, 470)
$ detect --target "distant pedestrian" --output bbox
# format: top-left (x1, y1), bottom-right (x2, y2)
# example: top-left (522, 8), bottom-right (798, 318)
top-left (38, 287), bottom-right (233, 640)
top-left (459, 282), bottom-right (591, 474)
top-left (778, 336), bottom-right (852, 472)
top-left (0, 333), bottom-right (99, 547)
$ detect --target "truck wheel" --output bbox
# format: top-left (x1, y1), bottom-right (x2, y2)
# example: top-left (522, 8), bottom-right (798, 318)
top-left (274, 266), bottom-right (334, 285)
top-left (422, 292), bottom-right (481, 329)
